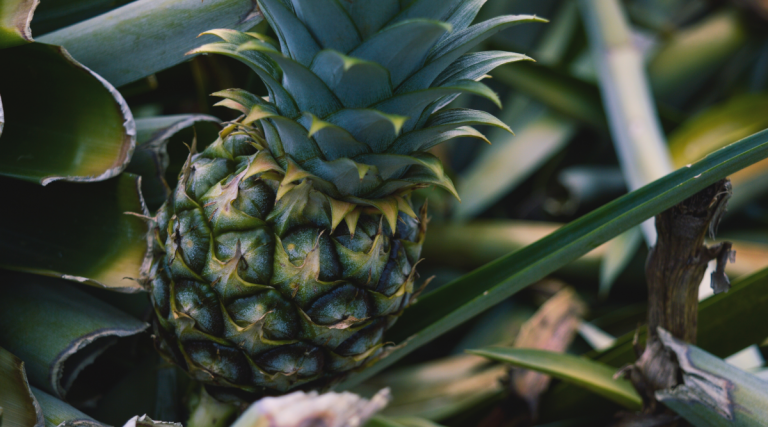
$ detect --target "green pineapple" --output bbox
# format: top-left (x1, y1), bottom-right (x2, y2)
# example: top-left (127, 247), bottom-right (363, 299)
top-left (145, 0), bottom-right (540, 397)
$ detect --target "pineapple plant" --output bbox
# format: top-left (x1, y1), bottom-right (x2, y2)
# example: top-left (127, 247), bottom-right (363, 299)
top-left (2, 0), bottom-right (768, 426)
top-left (145, 0), bottom-right (540, 396)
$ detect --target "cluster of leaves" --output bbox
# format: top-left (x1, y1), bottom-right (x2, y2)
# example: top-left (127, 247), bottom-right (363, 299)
top-left (1, 0), bottom-right (768, 427)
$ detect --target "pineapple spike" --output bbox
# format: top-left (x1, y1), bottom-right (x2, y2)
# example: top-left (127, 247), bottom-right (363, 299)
top-left (276, 159), bottom-right (313, 202)
top-left (344, 208), bottom-right (362, 238)
top-left (329, 199), bottom-right (356, 233)
top-left (369, 197), bottom-right (399, 234)
top-left (395, 196), bottom-right (419, 220)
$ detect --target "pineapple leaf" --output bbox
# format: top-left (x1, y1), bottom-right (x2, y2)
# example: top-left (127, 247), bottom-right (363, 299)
top-left (389, 0), bottom-right (464, 24)
top-left (429, 15), bottom-right (548, 63)
top-left (37, 0), bottom-right (263, 87)
top-left (468, 347), bottom-right (642, 411)
top-left (426, 108), bottom-right (513, 134)
top-left (350, 19), bottom-right (451, 88)
top-left (326, 109), bottom-right (408, 153)
top-left (339, 0), bottom-right (399, 39)
top-left (303, 157), bottom-right (383, 197)
top-left (354, 154), bottom-right (431, 181)
top-left (310, 50), bottom-right (393, 108)
top-left (337, 128), bottom-right (768, 389)
top-left (289, 0), bottom-right (362, 53)
top-left (433, 51), bottom-right (534, 87)
top-left (0, 275), bottom-right (149, 398)
top-left (33, 387), bottom-right (105, 427)
top-left (298, 113), bottom-right (371, 161)
top-left (0, 173), bottom-right (149, 292)
top-left (399, 15), bottom-right (544, 93)
top-left (189, 42), bottom-right (299, 117)
top-left (397, 152), bottom-right (460, 200)
top-left (237, 43), bottom-right (343, 118)
top-left (441, 0), bottom-right (486, 34)
top-left (375, 79), bottom-right (501, 132)
top-left (387, 125), bottom-right (488, 154)
top-left (212, 89), bottom-right (275, 113)
top-left (261, 120), bottom-right (287, 167)
top-left (201, 29), bottom-right (258, 45)
top-left (0, 43), bottom-right (135, 184)
top-left (256, 0), bottom-right (320, 66)
top-left (269, 117), bottom-right (324, 163)
top-left (243, 104), bottom-right (279, 125)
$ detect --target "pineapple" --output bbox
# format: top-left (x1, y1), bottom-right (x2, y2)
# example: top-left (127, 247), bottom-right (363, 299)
top-left (146, 0), bottom-right (540, 397)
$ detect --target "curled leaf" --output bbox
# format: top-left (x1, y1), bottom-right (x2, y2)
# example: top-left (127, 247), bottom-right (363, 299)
top-left (0, 347), bottom-right (44, 427)
top-left (0, 274), bottom-right (149, 399)
top-left (0, 43), bottom-right (135, 184)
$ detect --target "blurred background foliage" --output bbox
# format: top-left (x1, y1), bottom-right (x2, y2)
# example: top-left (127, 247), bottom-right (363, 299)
top-left (2, 0), bottom-right (768, 426)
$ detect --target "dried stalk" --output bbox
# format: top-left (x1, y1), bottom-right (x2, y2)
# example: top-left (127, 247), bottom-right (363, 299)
top-left (617, 179), bottom-right (734, 424)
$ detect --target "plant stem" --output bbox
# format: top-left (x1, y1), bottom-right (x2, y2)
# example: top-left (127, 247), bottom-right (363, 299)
top-left (622, 179), bottom-right (734, 414)
top-left (579, 0), bottom-right (674, 246)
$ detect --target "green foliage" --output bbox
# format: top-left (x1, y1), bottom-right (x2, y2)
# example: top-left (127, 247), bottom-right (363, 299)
top-left (468, 347), bottom-right (642, 410)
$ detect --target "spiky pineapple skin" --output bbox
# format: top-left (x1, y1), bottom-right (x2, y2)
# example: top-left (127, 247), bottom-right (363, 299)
top-left (147, 129), bottom-right (425, 394)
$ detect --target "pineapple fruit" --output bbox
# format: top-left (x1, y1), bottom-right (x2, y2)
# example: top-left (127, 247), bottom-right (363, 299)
top-left (145, 0), bottom-right (540, 397)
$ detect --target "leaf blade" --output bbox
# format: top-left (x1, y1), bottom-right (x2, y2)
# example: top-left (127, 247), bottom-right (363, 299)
top-left (468, 347), bottom-right (642, 410)
top-left (39, 0), bottom-right (264, 87)
top-left (0, 43), bottom-right (135, 184)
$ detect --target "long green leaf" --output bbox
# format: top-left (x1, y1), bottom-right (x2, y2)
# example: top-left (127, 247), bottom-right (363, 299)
top-left (1, 1), bottom-right (136, 184)
top-left (0, 173), bottom-right (150, 292)
top-left (0, 43), bottom-right (135, 184)
top-left (422, 221), bottom-right (766, 284)
top-left (468, 347), bottom-right (641, 410)
top-left (655, 329), bottom-right (768, 427)
top-left (30, 0), bottom-right (132, 35)
top-left (0, 347), bottom-right (43, 427)
top-left (32, 387), bottom-right (104, 427)
top-left (37, 0), bottom-right (263, 87)
top-left (336, 128), bottom-right (768, 389)
top-left (0, 274), bottom-right (148, 399)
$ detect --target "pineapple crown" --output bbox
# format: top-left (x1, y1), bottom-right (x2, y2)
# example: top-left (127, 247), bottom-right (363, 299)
top-left (187, 0), bottom-right (542, 230)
